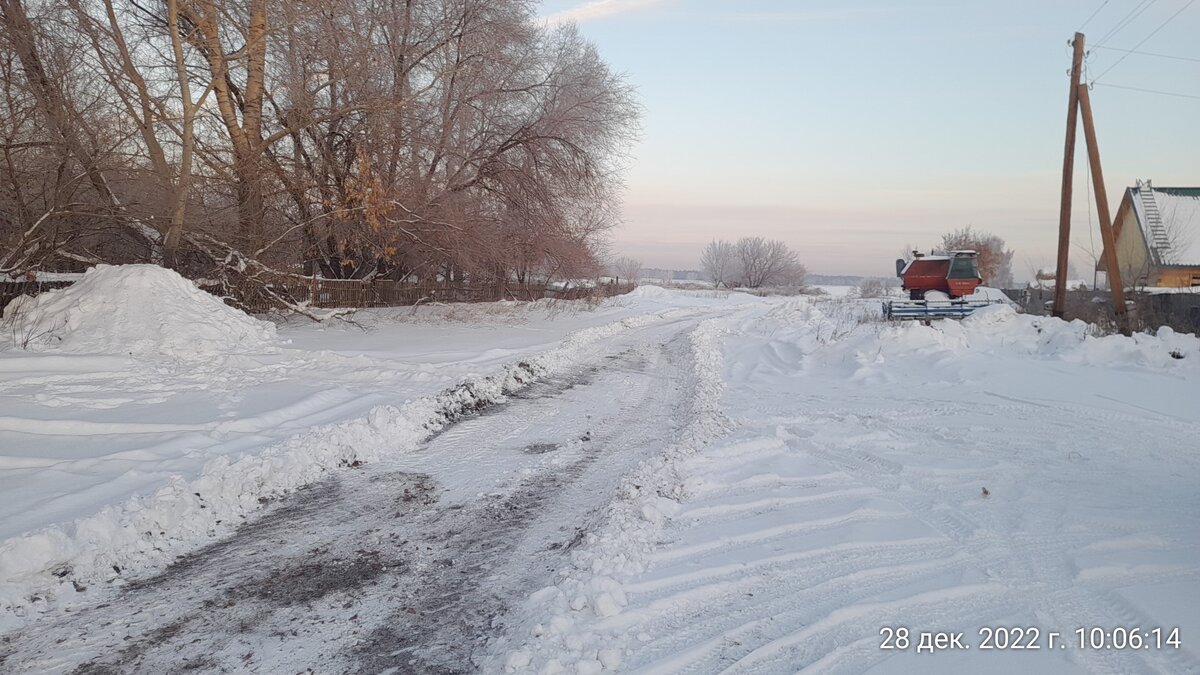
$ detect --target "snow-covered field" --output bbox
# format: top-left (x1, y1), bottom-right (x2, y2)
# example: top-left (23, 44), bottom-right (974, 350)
top-left (2, 267), bottom-right (1198, 673)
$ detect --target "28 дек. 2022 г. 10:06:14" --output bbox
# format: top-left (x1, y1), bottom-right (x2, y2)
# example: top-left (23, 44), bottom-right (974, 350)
top-left (879, 626), bottom-right (1183, 653)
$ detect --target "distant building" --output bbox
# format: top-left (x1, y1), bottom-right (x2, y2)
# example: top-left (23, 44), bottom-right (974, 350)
top-left (640, 268), bottom-right (672, 283)
top-left (639, 268), bottom-right (705, 284)
top-left (1099, 180), bottom-right (1200, 289)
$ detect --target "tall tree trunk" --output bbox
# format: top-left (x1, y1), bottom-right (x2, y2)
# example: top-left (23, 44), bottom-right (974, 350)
top-left (188, 0), bottom-right (270, 252)
top-left (1, 0), bottom-right (160, 254)
top-left (163, 0), bottom-right (199, 266)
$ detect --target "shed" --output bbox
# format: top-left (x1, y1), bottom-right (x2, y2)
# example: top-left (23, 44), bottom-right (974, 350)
top-left (1099, 180), bottom-right (1200, 289)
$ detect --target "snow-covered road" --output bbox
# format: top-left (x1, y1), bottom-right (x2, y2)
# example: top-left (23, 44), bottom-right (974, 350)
top-left (0, 313), bottom-right (718, 673)
top-left (3, 275), bottom-right (1199, 675)
top-left (0, 273), bottom-right (757, 631)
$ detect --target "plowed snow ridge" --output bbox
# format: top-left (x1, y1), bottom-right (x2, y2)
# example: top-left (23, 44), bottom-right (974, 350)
top-left (0, 296), bottom-right (725, 630)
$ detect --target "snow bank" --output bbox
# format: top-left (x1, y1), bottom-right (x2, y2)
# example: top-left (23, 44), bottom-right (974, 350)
top-left (626, 284), bottom-right (673, 299)
top-left (1, 264), bottom-right (276, 357)
top-left (484, 311), bottom-right (743, 673)
top-left (884, 305), bottom-right (1200, 372)
top-left (0, 308), bottom-right (688, 632)
top-left (625, 284), bottom-right (763, 309)
top-left (491, 297), bottom-right (1200, 672)
top-left (751, 298), bottom-right (1199, 383)
top-left (964, 285), bottom-right (1016, 305)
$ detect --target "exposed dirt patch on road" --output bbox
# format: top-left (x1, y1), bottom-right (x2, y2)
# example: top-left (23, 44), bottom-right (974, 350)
top-left (127, 479), bottom-right (345, 591)
top-left (350, 459), bottom-right (602, 674)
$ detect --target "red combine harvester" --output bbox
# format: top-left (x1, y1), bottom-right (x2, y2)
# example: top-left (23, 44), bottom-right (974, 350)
top-left (884, 250), bottom-right (994, 320)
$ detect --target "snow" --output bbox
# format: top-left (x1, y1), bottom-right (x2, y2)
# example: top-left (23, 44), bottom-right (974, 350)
top-left (814, 284), bottom-right (856, 297)
top-left (1029, 277), bottom-right (1091, 290)
top-left (4, 276), bottom-right (1199, 671)
top-left (487, 295), bottom-right (1200, 673)
top-left (1, 264), bottom-right (277, 357)
top-left (0, 275), bottom-right (758, 631)
top-left (1135, 186), bottom-right (1200, 265)
top-left (964, 285), bottom-right (1015, 304)
top-left (1143, 286), bottom-right (1200, 295)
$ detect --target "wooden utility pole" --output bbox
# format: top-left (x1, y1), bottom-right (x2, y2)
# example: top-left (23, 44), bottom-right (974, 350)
top-left (1053, 33), bottom-right (1086, 319)
top-left (1077, 83), bottom-right (1131, 336)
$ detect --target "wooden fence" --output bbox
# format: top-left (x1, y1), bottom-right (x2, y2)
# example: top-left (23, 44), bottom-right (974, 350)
top-left (1004, 287), bottom-right (1200, 334)
top-left (1, 277), bottom-right (635, 315)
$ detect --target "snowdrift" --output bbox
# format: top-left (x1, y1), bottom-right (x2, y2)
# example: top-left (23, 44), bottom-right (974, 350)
top-left (877, 305), bottom-right (1200, 374)
top-left (485, 313), bottom-right (740, 673)
top-left (752, 298), bottom-right (1199, 379)
top-left (489, 297), bottom-right (1200, 673)
top-left (0, 305), bottom-right (698, 632)
top-left (1, 264), bottom-right (277, 357)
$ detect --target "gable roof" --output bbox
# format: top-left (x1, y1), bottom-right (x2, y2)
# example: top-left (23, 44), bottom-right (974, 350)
top-left (1129, 183), bottom-right (1200, 267)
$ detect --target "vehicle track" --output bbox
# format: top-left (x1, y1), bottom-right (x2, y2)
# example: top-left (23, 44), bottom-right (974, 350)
top-left (613, 309), bottom-right (1200, 674)
top-left (0, 316), bottom-right (707, 674)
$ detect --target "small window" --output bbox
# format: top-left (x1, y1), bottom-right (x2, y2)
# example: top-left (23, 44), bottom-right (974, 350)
top-left (947, 256), bottom-right (979, 280)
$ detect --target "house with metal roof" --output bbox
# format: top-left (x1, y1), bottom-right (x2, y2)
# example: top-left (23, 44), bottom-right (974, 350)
top-left (1099, 180), bottom-right (1200, 289)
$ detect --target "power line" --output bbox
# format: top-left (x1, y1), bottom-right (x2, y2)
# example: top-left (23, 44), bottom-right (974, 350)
top-left (1093, 81), bottom-right (1200, 99)
top-left (1079, 0), bottom-right (1111, 30)
top-left (1093, 44), bottom-right (1200, 63)
top-left (1094, 0), bottom-right (1196, 79)
top-left (1094, 0), bottom-right (1157, 47)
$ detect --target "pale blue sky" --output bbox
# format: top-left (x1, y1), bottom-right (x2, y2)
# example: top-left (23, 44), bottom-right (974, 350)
top-left (539, 0), bottom-right (1200, 278)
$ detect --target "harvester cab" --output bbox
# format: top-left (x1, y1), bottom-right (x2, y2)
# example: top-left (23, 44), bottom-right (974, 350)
top-left (884, 251), bottom-right (996, 320)
top-left (898, 250), bottom-right (981, 300)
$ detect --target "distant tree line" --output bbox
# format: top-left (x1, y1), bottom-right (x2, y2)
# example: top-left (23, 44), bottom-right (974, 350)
top-left (700, 237), bottom-right (806, 289)
top-left (0, 0), bottom-right (638, 302)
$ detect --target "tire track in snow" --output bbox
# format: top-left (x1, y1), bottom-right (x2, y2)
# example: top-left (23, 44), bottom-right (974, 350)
top-left (0, 316), bottom-right (713, 674)
top-left (786, 426), bottom-right (1139, 674)
top-left (767, 396), bottom-right (1199, 674)
top-left (710, 584), bottom-right (1012, 674)
top-left (0, 308), bottom-right (709, 631)
top-left (674, 485), bottom-right (878, 522)
top-left (572, 301), bottom-right (1200, 674)
top-left (482, 311), bottom-right (747, 673)
top-left (629, 556), bottom-right (985, 674)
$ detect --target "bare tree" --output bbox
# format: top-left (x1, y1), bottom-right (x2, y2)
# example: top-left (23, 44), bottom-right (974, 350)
top-left (856, 278), bottom-right (886, 298)
top-left (0, 0), bottom-right (639, 307)
top-left (939, 226), bottom-right (1014, 288)
top-left (1, 0), bottom-right (161, 263)
top-left (700, 240), bottom-right (738, 288)
top-left (735, 236), bottom-right (805, 288)
top-left (611, 256), bottom-right (641, 284)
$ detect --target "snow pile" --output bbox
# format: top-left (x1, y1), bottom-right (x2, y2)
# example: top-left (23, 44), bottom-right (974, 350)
top-left (1, 264), bottom-right (276, 357)
top-left (963, 285), bottom-right (1016, 304)
top-left (870, 305), bottom-right (1200, 373)
top-left (625, 284), bottom-right (763, 309)
top-left (626, 284), bottom-right (673, 299)
top-left (484, 312), bottom-right (742, 673)
top-left (0, 308), bottom-right (692, 631)
top-left (749, 298), bottom-right (1199, 383)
